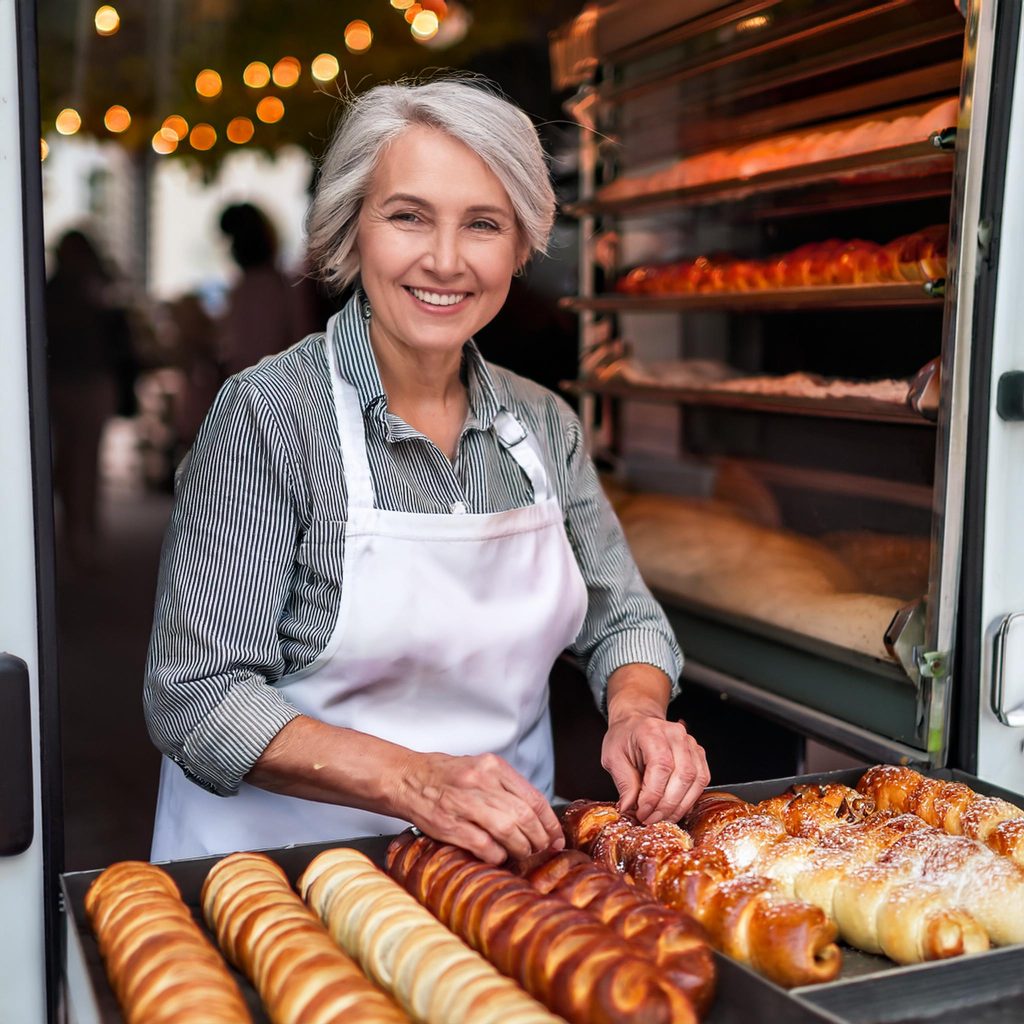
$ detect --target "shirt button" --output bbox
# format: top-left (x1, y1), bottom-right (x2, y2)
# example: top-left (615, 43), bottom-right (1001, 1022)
top-left (451, 501), bottom-right (467, 515)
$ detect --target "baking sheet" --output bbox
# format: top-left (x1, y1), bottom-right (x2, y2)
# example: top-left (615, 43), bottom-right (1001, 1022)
top-left (708, 767), bottom-right (1024, 1022)
top-left (61, 834), bottom-right (841, 1024)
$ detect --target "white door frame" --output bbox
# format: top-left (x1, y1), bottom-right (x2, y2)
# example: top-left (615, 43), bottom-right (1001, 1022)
top-left (0, 0), bottom-right (63, 1019)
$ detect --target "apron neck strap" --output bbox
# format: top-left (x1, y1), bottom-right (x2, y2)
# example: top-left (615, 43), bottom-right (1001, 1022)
top-left (493, 410), bottom-right (553, 504)
top-left (325, 328), bottom-right (376, 511)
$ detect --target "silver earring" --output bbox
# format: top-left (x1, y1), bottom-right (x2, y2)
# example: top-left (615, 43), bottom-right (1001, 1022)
top-left (513, 266), bottom-right (525, 278)
top-left (361, 299), bottom-right (372, 320)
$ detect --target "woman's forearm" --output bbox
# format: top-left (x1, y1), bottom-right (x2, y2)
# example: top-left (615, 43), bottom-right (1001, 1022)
top-left (246, 715), bottom-right (414, 815)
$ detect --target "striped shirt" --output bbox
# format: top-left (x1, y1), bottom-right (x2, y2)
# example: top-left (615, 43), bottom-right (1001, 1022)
top-left (144, 292), bottom-right (683, 797)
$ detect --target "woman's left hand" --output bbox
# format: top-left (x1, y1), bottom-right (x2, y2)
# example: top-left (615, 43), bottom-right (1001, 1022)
top-left (601, 665), bottom-right (710, 824)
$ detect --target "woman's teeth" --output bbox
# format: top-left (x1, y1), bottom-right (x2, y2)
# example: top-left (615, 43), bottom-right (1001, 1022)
top-left (408, 288), bottom-right (467, 307)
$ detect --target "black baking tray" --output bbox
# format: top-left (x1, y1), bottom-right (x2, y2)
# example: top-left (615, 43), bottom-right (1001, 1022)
top-left (708, 767), bottom-right (1024, 1024)
top-left (61, 834), bottom-right (842, 1024)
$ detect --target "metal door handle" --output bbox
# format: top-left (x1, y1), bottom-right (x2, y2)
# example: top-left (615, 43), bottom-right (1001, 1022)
top-left (0, 653), bottom-right (33, 855)
top-left (992, 613), bottom-right (1024, 727)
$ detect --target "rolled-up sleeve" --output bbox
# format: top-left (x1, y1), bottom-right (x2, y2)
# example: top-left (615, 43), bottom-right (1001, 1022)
top-left (558, 404), bottom-right (684, 713)
top-left (144, 376), bottom-right (303, 796)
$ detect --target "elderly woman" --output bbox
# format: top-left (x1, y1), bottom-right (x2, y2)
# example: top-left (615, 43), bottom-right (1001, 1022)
top-left (145, 79), bottom-right (709, 865)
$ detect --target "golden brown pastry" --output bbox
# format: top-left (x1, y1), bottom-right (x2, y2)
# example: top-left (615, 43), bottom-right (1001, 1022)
top-left (561, 801), bottom-right (842, 988)
top-left (857, 765), bottom-right (1024, 866)
top-left (201, 851), bottom-right (409, 1023)
top-left (85, 861), bottom-right (251, 1024)
top-left (522, 850), bottom-right (716, 1015)
top-left (299, 846), bottom-right (561, 1024)
top-left (386, 831), bottom-right (699, 1023)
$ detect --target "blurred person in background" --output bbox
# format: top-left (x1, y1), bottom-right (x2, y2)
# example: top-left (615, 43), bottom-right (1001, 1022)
top-left (46, 229), bottom-right (136, 568)
top-left (217, 202), bottom-right (312, 376)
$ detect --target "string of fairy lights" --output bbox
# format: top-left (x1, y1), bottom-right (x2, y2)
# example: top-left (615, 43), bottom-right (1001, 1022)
top-left (42, 0), bottom-right (458, 161)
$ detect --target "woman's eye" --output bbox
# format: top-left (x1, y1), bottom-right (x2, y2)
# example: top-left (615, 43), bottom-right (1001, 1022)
top-left (390, 212), bottom-right (421, 224)
top-left (470, 220), bottom-right (500, 232)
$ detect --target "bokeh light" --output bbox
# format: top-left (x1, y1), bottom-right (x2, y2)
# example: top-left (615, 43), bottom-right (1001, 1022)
top-left (404, 5), bottom-right (422, 24)
top-left (195, 69), bottom-right (223, 98)
top-left (55, 108), bottom-right (82, 135)
top-left (162, 115), bottom-right (189, 140)
top-left (256, 96), bottom-right (285, 123)
top-left (103, 105), bottom-right (131, 133)
top-left (243, 61), bottom-right (271, 88)
top-left (390, 0), bottom-right (415, 8)
top-left (94, 5), bottom-right (120, 35)
top-left (40, 138), bottom-right (49, 161)
top-left (152, 131), bottom-right (177, 155)
top-left (311, 53), bottom-right (340, 82)
top-left (226, 116), bottom-right (255, 144)
top-left (411, 10), bottom-right (439, 39)
top-left (421, 0), bottom-right (448, 16)
top-left (344, 20), bottom-right (373, 53)
top-left (189, 123), bottom-right (217, 150)
top-left (272, 57), bottom-right (301, 87)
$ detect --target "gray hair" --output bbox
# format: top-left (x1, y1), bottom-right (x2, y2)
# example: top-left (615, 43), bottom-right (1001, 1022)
top-left (306, 78), bottom-right (555, 295)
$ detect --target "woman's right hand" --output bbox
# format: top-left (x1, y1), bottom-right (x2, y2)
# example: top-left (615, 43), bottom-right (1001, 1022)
top-left (393, 751), bottom-right (564, 865)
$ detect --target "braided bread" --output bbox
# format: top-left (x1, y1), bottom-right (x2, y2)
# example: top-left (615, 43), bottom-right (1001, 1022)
top-left (201, 851), bottom-right (408, 1023)
top-left (85, 861), bottom-right (250, 1023)
top-left (387, 831), bottom-right (699, 1023)
top-left (298, 847), bottom-right (559, 1024)
top-left (857, 766), bottom-right (1024, 865)
top-left (561, 802), bottom-right (842, 987)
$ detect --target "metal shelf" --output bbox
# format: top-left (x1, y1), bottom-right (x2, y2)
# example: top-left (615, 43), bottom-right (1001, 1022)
top-left (561, 282), bottom-right (942, 313)
top-left (567, 141), bottom-right (954, 218)
top-left (563, 378), bottom-right (933, 427)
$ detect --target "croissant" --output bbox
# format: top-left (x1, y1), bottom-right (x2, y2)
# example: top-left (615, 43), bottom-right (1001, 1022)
top-left (857, 766), bottom-right (1024, 866)
top-left (298, 846), bottom-right (560, 1024)
top-left (561, 802), bottom-right (842, 988)
top-left (522, 850), bottom-right (716, 1015)
top-left (85, 861), bottom-right (251, 1024)
top-left (200, 851), bottom-right (409, 1023)
top-left (386, 831), bottom-right (699, 1024)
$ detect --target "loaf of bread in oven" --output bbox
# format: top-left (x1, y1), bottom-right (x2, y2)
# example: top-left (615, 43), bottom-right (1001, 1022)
top-left (201, 851), bottom-right (408, 1023)
top-left (385, 831), bottom-right (700, 1023)
top-left (298, 846), bottom-right (561, 1024)
top-left (85, 860), bottom-right (251, 1023)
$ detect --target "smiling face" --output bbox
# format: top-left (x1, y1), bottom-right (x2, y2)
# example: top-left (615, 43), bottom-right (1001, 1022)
top-left (355, 125), bottom-right (525, 361)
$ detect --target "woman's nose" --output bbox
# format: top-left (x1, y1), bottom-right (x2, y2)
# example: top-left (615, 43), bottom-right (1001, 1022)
top-left (424, 227), bottom-right (463, 278)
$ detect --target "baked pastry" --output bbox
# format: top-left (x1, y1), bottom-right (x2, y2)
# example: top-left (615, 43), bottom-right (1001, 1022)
top-left (85, 861), bottom-right (250, 1024)
top-left (201, 851), bottom-right (409, 1023)
top-left (522, 850), bottom-right (716, 1014)
top-left (561, 801), bottom-right (842, 987)
top-left (857, 765), bottom-right (1024, 865)
top-left (299, 846), bottom-right (560, 1024)
top-left (386, 831), bottom-right (700, 1023)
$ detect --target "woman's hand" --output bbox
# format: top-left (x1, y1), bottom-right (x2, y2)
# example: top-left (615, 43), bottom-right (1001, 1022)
top-left (393, 751), bottom-right (565, 865)
top-left (602, 665), bottom-right (710, 824)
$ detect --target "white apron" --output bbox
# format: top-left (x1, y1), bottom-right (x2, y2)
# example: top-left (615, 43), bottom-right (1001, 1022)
top-left (151, 326), bottom-right (589, 861)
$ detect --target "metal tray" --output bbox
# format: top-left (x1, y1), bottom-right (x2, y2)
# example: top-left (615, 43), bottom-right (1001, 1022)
top-left (708, 767), bottom-right (1024, 1024)
top-left (61, 836), bottom-right (840, 1024)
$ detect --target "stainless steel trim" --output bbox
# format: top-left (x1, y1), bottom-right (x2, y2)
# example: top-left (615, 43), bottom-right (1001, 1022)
top-left (925, 0), bottom-right (1000, 766)
top-left (991, 612), bottom-right (1024, 726)
top-left (683, 659), bottom-right (929, 765)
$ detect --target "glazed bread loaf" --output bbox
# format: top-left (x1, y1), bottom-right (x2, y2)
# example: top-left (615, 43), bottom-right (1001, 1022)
top-left (298, 846), bottom-right (561, 1024)
top-left (85, 861), bottom-right (251, 1024)
top-left (201, 851), bottom-right (409, 1023)
top-left (561, 801), bottom-right (842, 987)
top-left (386, 831), bottom-right (700, 1024)
top-left (857, 765), bottom-right (1024, 865)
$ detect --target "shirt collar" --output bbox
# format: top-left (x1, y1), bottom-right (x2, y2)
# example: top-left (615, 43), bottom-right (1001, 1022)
top-left (330, 289), bottom-right (503, 435)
